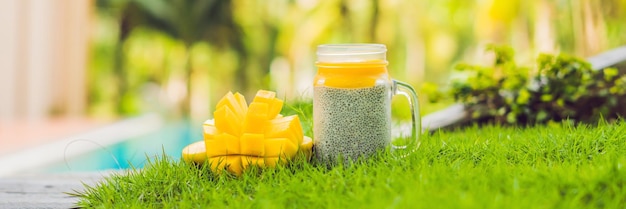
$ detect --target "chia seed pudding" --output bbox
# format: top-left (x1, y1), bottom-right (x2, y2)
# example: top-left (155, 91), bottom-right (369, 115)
top-left (313, 84), bottom-right (392, 166)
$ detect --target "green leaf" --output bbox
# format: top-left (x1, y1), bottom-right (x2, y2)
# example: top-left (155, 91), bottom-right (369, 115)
top-left (603, 68), bottom-right (619, 81)
top-left (556, 99), bottom-right (565, 107)
top-left (536, 110), bottom-right (548, 122)
top-left (497, 107), bottom-right (507, 116)
top-left (506, 112), bottom-right (517, 123)
top-left (516, 89), bottom-right (531, 105)
top-left (421, 82), bottom-right (444, 103)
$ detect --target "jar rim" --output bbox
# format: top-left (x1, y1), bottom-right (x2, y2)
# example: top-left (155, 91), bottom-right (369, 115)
top-left (317, 44), bottom-right (386, 62)
top-left (317, 44), bottom-right (386, 55)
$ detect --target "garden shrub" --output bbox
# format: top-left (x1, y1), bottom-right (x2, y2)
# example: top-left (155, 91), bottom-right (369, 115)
top-left (428, 45), bottom-right (626, 125)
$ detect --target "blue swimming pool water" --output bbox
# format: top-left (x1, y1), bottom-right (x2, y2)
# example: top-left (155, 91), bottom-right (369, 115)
top-left (40, 121), bottom-right (201, 173)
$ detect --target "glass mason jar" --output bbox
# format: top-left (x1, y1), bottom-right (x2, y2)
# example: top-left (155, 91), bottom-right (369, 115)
top-left (313, 44), bottom-right (421, 166)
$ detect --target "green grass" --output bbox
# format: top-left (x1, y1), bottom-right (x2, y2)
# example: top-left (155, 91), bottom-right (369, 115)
top-left (74, 120), bottom-right (626, 208)
top-left (73, 100), bottom-right (626, 208)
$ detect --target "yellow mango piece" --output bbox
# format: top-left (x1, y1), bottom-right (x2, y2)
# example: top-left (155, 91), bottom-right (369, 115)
top-left (203, 120), bottom-right (218, 140)
top-left (267, 98), bottom-right (284, 120)
top-left (252, 90), bottom-right (283, 119)
top-left (191, 135), bottom-right (313, 175)
top-left (233, 92), bottom-right (248, 114)
top-left (282, 138), bottom-right (299, 157)
top-left (205, 140), bottom-right (224, 158)
top-left (299, 136), bottom-right (313, 160)
top-left (241, 156), bottom-right (265, 170)
top-left (182, 141), bottom-right (208, 164)
top-left (264, 138), bottom-right (298, 158)
top-left (243, 102), bottom-right (268, 133)
top-left (214, 106), bottom-right (242, 136)
top-left (266, 115), bottom-right (303, 145)
top-left (208, 157), bottom-right (224, 173)
top-left (240, 133), bottom-right (265, 156)
top-left (252, 90), bottom-right (276, 103)
top-left (216, 92), bottom-right (245, 120)
top-left (226, 156), bottom-right (243, 175)
top-left (205, 133), bottom-right (240, 157)
top-left (266, 128), bottom-right (299, 150)
top-left (219, 133), bottom-right (241, 154)
top-left (209, 156), bottom-right (243, 175)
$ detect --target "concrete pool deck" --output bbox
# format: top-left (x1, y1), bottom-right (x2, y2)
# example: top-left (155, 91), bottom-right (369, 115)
top-left (0, 118), bottom-right (102, 208)
top-left (0, 171), bottom-right (113, 208)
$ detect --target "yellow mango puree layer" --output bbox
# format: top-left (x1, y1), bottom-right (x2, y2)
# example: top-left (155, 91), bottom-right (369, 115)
top-left (314, 60), bottom-right (389, 88)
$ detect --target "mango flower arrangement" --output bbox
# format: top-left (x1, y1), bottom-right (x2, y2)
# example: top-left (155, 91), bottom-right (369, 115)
top-left (182, 90), bottom-right (313, 175)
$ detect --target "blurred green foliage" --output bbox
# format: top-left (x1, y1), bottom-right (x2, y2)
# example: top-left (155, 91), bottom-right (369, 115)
top-left (88, 0), bottom-right (626, 119)
top-left (441, 45), bottom-right (626, 125)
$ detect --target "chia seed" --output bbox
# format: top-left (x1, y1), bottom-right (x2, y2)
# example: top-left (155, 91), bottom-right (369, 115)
top-left (313, 84), bottom-right (392, 166)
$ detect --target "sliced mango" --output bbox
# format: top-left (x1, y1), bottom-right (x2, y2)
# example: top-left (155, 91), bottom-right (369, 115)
top-left (243, 102), bottom-right (268, 134)
top-left (205, 133), bottom-right (240, 157)
top-left (241, 156), bottom-right (265, 170)
top-left (182, 90), bottom-right (312, 176)
top-left (209, 156), bottom-right (243, 175)
top-left (203, 119), bottom-right (218, 140)
top-left (267, 99), bottom-right (284, 120)
top-left (252, 90), bottom-right (276, 103)
top-left (181, 141), bottom-right (207, 164)
top-left (240, 133), bottom-right (265, 156)
top-left (252, 90), bottom-right (283, 119)
top-left (181, 136), bottom-right (313, 170)
top-left (264, 138), bottom-right (298, 158)
top-left (233, 93), bottom-right (248, 114)
top-left (300, 136), bottom-right (313, 160)
top-left (266, 115), bottom-right (303, 145)
top-left (214, 106), bottom-right (242, 136)
top-left (216, 92), bottom-right (245, 120)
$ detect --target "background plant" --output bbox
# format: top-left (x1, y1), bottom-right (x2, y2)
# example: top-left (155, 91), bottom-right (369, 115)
top-left (444, 45), bottom-right (626, 125)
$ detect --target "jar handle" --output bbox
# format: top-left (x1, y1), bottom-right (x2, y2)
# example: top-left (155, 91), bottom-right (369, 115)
top-left (391, 80), bottom-right (421, 156)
